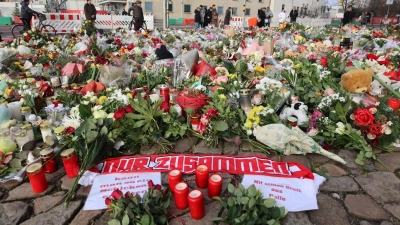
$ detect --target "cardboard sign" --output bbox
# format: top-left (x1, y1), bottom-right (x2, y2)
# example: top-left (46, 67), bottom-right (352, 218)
top-left (99, 154), bottom-right (313, 179)
top-left (83, 172), bottom-right (161, 210)
top-left (242, 174), bottom-right (326, 212)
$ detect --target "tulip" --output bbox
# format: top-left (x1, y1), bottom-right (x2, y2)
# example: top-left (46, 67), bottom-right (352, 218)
top-left (111, 189), bottom-right (123, 200)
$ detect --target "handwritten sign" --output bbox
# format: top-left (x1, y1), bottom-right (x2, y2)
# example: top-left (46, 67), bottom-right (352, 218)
top-left (83, 172), bottom-right (161, 210)
top-left (99, 154), bottom-right (313, 179)
top-left (242, 174), bottom-right (326, 212)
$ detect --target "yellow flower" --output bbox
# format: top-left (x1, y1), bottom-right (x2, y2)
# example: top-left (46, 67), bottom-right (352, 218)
top-left (98, 96), bottom-right (109, 105)
top-left (126, 93), bottom-right (133, 98)
top-left (254, 66), bottom-right (265, 73)
top-left (90, 63), bottom-right (95, 68)
top-left (14, 62), bottom-right (20, 65)
top-left (245, 118), bottom-right (253, 128)
top-left (227, 73), bottom-right (237, 79)
top-left (218, 94), bottom-right (226, 100)
top-left (294, 63), bottom-right (302, 69)
top-left (254, 116), bottom-right (260, 124)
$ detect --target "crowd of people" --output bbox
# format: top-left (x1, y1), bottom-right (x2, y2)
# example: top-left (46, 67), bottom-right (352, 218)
top-left (194, 5), bottom-right (220, 28)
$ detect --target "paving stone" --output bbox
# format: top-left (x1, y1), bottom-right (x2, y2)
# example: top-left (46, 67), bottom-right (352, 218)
top-left (172, 136), bottom-right (197, 153)
top-left (70, 209), bottom-right (103, 225)
top-left (45, 167), bottom-right (66, 184)
top-left (0, 191), bottom-right (3, 198)
top-left (0, 180), bottom-right (20, 190)
top-left (360, 221), bottom-right (374, 225)
top-left (33, 191), bottom-right (65, 215)
top-left (61, 175), bottom-right (76, 190)
top-left (281, 155), bottom-right (311, 170)
top-left (140, 144), bottom-right (161, 154)
top-left (375, 152), bottom-right (400, 172)
top-left (320, 176), bottom-right (359, 192)
top-left (309, 193), bottom-right (350, 225)
top-left (308, 153), bottom-right (331, 163)
top-left (169, 201), bottom-right (223, 225)
top-left (338, 149), bottom-right (360, 169)
top-left (240, 141), bottom-right (262, 152)
top-left (168, 193), bottom-right (190, 217)
top-left (321, 163), bottom-right (348, 177)
top-left (7, 182), bottom-right (54, 201)
top-left (380, 221), bottom-right (393, 225)
top-left (344, 195), bottom-right (390, 221)
top-left (186, 173), bottom-right (231, 203)
top-left (0, 201), bottom-right (32, 225)
top-left (355, 172), bottom-right (400, 204)
top-left (383, 204), bottom-right (400, 221)
top-left (77, 185), bottom-right (92, 197)
top-left (192, 140), bottom-right (222, 154)
top-left (223, 141), bottom-right (239, 155)
top-left (282, 212), bottom-right (313, 225)
top-left (20, 200), bottom-right (82, 225)
top-left (94, 211), bottom-right (109, 225)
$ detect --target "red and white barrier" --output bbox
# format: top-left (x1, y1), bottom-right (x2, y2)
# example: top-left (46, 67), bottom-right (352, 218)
top-left (229, 17), bottom-right (244, 29)
top-left (95, 14), bottom-right (154, 30)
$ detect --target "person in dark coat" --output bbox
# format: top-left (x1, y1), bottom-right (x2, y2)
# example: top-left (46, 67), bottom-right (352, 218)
top-left (155, 45), bottom-right (174, 60)
top-left (342, 6), bottom-right (353, 26)
top-left (20, 0), bottom-right (39, 30)
top-left (289, 6), bottom-right (298, 23)
top-left (257, 7), bottom-right (266, 27)
top-left (194, 6), bottom-right (201, 28)
top-left (122, 9), bottom-right (128, 15)
top-left (224, 7), bottom-right (231, 27)
top-left (84, 0), bottom-right (97, 23)
top-left (204, 7), bottom-right (212, 27)
top-left (128, 1), bottom-right (144, 31)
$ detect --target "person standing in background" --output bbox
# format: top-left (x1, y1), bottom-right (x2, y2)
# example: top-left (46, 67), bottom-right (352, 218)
top-left (342, 6), bottom-right (353, 26)
top-left (278, 10), bottom-right (286, 23)
top-left (265, 6), bottom-right (273, 27)
top-left (211, 5), bottom-right (218, 26)
top-left (84, 0), bottom-right (97, 23)
top-left (194, 6), bottom-right (201, 28)
top-left (257, 7), bottom-right (266, 27)
top-left (204, 6), bottom-right (212, 27)
top-left (200, 5), bottom-right (205, 28)
top-left (289, 6), bottom-right (298, 23)
top-left (224, 7), bottom-right (231, 28)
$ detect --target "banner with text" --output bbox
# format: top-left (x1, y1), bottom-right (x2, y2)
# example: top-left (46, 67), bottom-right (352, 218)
top-left (242, 174), bottom-right (326, 212)
top-left (84, 172), bottom-right (161, 210)
top-left (99, 154), bottom-right (314, 179)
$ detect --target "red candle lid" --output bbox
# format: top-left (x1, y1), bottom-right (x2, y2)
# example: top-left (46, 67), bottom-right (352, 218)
top-left (169, 169), bottom-right (181, 177)
top-left (189, 190), bottom-right (202, 199)
top-left (175, 182), bottom-right (188, 191)
top-left (210, 174), bottom-right (222, 182)
top-left (197, 165), bottom-right (208, 172)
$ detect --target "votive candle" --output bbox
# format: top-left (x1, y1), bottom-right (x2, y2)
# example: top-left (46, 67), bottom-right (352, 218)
top-left (26, 163), bottom-right (48, 193)
top-left (188, 190), bottom-right (205, 219)
top-left (168, 169), bottom-right (182, 193)
top-left (174, 182), bottom-right (189, 210)
top-left (7, 101), bottom-right (22, 120)
top-left (40, 148), bottom-right (57, 173)
top-left (195, 165), bottom-right (209, 189)
top-left (61, 148), bottom-right (80, 178)
top-left (208, 174), bottom-right (223, 198)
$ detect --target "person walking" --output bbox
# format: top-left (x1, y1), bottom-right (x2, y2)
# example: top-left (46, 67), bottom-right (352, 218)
top-left (289, 6), bottom-right (298, 23)
top-left (128, 1), bottom-right (144, 31)
top-left (224, 7), bottom-right (231, 27)
top-left (20, 0), bottom-right (39, 30)
top-left (204, 6), bottom-right (212, 27)
top-left (211, 5), bottom-right (218, 26)
top-left (84, 0), bottom-right (97, 23)
top-left (265, 6), bottom-right (273, 27)
top-left (200, 5), bottom-right (205, 27)
top-left (257, 7), bottom-right (266, 27)
top-left (194, 6), bottom-right (201, 28)
top-left (278, 10), bottom-right (286, 23)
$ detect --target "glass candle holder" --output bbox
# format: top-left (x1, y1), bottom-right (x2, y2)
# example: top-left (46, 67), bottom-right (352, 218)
top-left (239, 89), bottom-right (252, 112)
top-left (20, 124), bottom-right (34, 141)
top-left (195, 165), bottom-right (209, 189)
top-left (40, 148), bottom-right (57, 173)
top-left (0, 128), bottom-right (12, 140)
top-left (168, 169), bottom-right (182, 193)
top-left (54, 126), bottom-right (65, 141)
top-left (26, 163), bottom-right (48, 193)
top-left (188, 190), bottom-right (205, 220)
top-left (7, 101), bottom-right (22, 120)
top-left (208, 174), bottom-right (223, 198)
top-left (287, 116), bottom-right (298, 127)
top-left (20, 106), bottom-right (32, 121)
top-left (158, 84), bottom-right (170, 103)
top-left (174, 182), bottom-right (189, 210)
top-left (61, 148), bottom-right (80, 178)
top-left (190, 114), bottom-right (200, 132)
top-left (40, 122), bottom-right (53, 141)
top-left (14, 130), bottom-right (29, 149)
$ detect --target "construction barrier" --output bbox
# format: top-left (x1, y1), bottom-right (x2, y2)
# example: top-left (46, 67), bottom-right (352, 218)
top-left (228, 17), bottom-right (331, 29)
top-left (95, 14), bottom-right (154, 30)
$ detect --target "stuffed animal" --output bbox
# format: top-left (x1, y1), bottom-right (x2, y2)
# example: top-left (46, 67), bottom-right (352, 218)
top-left (340, 69), bottom-right (373, 93)
top-left (371, 74), bottom-right (391, 94)
top-left (279, 102), bottom-right (309, 126)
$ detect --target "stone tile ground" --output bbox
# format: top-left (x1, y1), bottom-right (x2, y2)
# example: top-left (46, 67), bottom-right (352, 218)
top-left (0, 139), bottom-right (399, 225)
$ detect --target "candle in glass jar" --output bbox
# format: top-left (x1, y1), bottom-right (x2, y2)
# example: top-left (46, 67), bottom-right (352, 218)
top-left (172, 104), bottom-right (182, 116)
top-left (168, 169), bottom-right (182, 193)
top-left (61, 76), bottom-right (69, 85)
top-left (287, 116), bottom-right (298, 127)
top-left (14, 130), bottom-right (29, 149)
top-left (239, 89), bottom-right (252, 111)
top-left (26, 163), bottom-right (48, 193)
top-left (50, 77), bottom-right (61, 87)
top-left (158, 84), bottom-right (169, 103)
top-left (0, 128), bottom-right (12, 140)
top-left (7, 102), bottom-right (22, 120)
top-left (188, 190), bottom-right (205, 220)
top-left (20, 106), bottom-right (31, 121)
top-left (190, 114), bottom-right (200, 132)
top-left (195, 165), bottom-right (209, 189)
top-left (208, 174), bottom-right (223, 198)
top-left (54, 126), bottom-right (65, 141)
top-left (20, 124), bottom-right (34, 141)
top-left (40, 148), bottom-right (57, 173)
top-left (40, 122), bottom-right (53, 141)
top-left (61, 148), bottom-right (80, 178)
top-left (174, 182), bottom-right (189, 210)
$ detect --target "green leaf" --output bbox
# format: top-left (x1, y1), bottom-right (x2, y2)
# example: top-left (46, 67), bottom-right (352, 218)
top-left (141, 214), bottom-right (150, 225)
top-left (9, 159), bottom-right (21, 168)
top-left (212, 196), bottom-right (222, 201)
top-left (355, 158), bottom-right (365, 165)
top-left (264, 198), bottom-right (276, 208)
top-left (228, 183), bottom-right (235, 193)
top-left (134, 120), bottom-right (147, 128)
top-left (214, 121), bottom-right (229, 131)
top-left (234, 188), bottom-right (242, 197)
top-left (267, 219), bottom-right (276, 225)
top-left (335, 102), bottom-right (343, 115)
top-left (247, 184), bottom-right (257, 197)
top-left (248, 197), bottom-right (256, 209)
top-left (227, 197), bottom-right (234, 206)
top-left (108, 219), bottom-right (121, 225)
top-left (79, 104), bottom-right (92, 119)
top-left (122, 214), bottom-right (129, 225)
top-left (365, 151), bottom-right (373, 158)
top-left (211, 217), bottom-right (224, 221)
top-left (240, 197), bottom-right (249, 205)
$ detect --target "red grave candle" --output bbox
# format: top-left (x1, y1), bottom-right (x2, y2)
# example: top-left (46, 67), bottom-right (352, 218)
top-left (40, 148), bottom-right (57, 173)
top-left (188, 190), bottom-right (205, 219)
top-left (174, 182), bottom-right (189, 210)
top-left (195, 165), bottom-right (209, 189)
top-left (168, 169), bottom-right (182, 193)
top-left (61, 148), bottom-right (80, 178)
top-left (208, 174), bottom-right (223, 198)
top-left (26, 163), bottom-right (48, 193)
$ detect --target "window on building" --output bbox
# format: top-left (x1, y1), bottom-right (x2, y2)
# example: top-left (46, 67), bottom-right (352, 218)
top-left (259, 0), bottom-right (263, 2)
top-left (246, 0), bottom-right (251, 2)
top-left (218, 6), bottom-right (223, 14)
top-left (282, 4), bottom-right (285, 10)
top-left (232, 7), bottom-right (238, 15)
top-left (168, 3), bottom-right (173, 12)
top-left (184, 4), bottom-right (191, 13)
top-left (144, 2), bottom-right (153, 12)
top-left (245, 8), bottom-right (250, 16)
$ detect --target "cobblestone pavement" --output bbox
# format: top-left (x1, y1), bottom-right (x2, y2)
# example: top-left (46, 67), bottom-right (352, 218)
top-left (0, 137), bottom-right (399, 225)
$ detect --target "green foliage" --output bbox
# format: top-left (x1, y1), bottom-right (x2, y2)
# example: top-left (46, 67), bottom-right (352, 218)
top-left (212, 184), bottom-right (287, 225)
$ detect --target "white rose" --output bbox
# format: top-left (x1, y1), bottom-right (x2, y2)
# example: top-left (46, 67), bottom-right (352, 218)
top-left (335, 122), bottom-right (346, 135)
top-left (93, 110), bottom-right (108, 119)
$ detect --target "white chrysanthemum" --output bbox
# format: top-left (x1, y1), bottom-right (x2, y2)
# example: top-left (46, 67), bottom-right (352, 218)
top-left (62, 115), bottom-right (83, 129)
top-left (109, 89), bottom-right (130, 105)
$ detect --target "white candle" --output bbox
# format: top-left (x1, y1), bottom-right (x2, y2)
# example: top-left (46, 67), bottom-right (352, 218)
top-left (50, 77), bottom-right (61, 87)
top-left (173, 104), bottom-right (182, 116)
top-left (7, 102), bottom-right (22, 120)
top-left (61, 76), bottom-right (69, 85)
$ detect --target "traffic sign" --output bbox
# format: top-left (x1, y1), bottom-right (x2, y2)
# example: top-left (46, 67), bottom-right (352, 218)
top-left (387, 0), bottom-right (393, 5)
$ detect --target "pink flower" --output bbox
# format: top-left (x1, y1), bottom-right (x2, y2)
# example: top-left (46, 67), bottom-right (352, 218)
top-left (324, 88), bottom-right (335, 96)
top-left (313, 109), bottom-right (323, 118)
top-left (111, 189), bottom-right (123, 200)
top-left (215, 76), bottom-right (228, 85)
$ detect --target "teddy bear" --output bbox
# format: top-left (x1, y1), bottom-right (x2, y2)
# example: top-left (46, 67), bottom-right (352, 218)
top-left (340, 69), bottom-right (373, 104)
top-left (371, 74), bottom-right (391, 94)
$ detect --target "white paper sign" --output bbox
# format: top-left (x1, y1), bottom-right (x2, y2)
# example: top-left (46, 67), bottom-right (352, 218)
top-left (387, 0), bottom-right (393, 5)
top-left (242, 173), bottom-right (326, 212)
top-left (84, 172), bottom-right (161, 210)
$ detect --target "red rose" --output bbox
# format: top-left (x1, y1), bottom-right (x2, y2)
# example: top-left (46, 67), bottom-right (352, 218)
top-left (366, 54), bottom-right (379, 61)
top-left (124, 191), bottom-right (132, 199)
top-left (25, 35), bottom-right (31, 41)
top-left (354, 109), bottom-right (375, 125)
top-left (63, 126), bottom-right (75, 135)
top-left (320, 56), bottom-right (328, 67)
top-left (345, 61), bottom-right (354, 67)
top-left (148, 180), bottom-right (155, 189)
top-left (114, 108), bottom-right (126, 120)
top-left (369, 124), bottom-right (383, 135)
top-left (206, 108), bottom-right (219, 117)
top-left (105, 197), bottom-right (112, 206)
top-left (155, 184), bottom-right (162, 190)
top-left (111, 189), bottom-right (123, 200)
top-left (124, 104), bottom-right (134, 113)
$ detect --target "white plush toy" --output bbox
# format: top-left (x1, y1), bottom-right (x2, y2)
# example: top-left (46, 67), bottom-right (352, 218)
top-left (371, 74), bottom-right (391, 94)
top-left (279, 102), bottom-right (309, 126)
